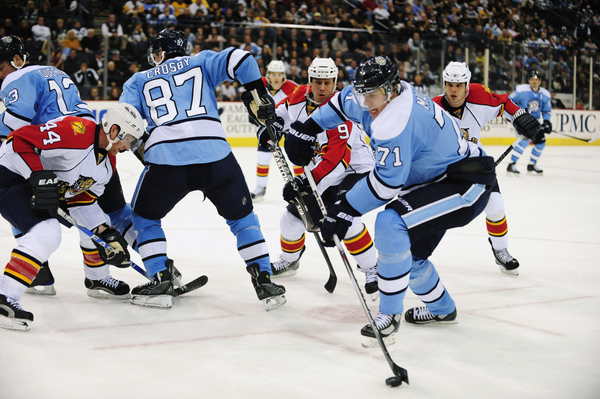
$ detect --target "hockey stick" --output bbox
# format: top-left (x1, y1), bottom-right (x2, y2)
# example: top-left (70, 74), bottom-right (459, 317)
top-left (553, 130), bottom-right (600, 143)
top-left (303, 170), bottom-right (408, 386)
top-left (57, 209), bottom-right (207, 297)
top-left (495, 135), bottom-right (526, 166)
top-left (251, 89), bottom-right (337, 294)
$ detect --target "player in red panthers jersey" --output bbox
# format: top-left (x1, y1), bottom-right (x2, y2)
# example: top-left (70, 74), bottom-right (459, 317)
top-left (432, 62), bottom-right (539, 276)
top-left (269, 57), bottom-right (379, 299)
top-left (250, 60), bottom-right (299, 201)
top-left (0, 103), bottom-right (144, 331)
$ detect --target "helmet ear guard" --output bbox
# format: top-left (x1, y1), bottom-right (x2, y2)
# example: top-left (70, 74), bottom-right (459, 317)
top-left (0, 36), bottom-right (28, 70)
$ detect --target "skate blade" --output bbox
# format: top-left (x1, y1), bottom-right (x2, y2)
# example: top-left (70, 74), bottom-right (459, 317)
top-left (271, 269), bottom-right (297, 278)
top-left (0, 316), bottom-right (32, 331)
top-left (26, 285), bottom-right (57, 296)
top-left (263, 294), bottom-right (286, 311)
top-left (368, 291), bottom-right (379, 301)
top-left (361, 333), bottom-right (396, 348)
top-left (499, 265), bottom-right (519, 276)
top-left (130, 294), bottom-right (173, 309)
top-left (87, 289), bottom-right (132, 300)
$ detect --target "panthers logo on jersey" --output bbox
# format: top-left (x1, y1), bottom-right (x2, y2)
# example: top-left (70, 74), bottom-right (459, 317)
top-left (527, 98), bottom-right (542, 113)
top-left (59, 175), bottom-right (95, 198)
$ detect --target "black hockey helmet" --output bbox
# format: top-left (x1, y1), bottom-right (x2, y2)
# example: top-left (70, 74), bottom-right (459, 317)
top-left (147, 28), bottom-right (187, 67)
top-left (353, 56), bottom-right (400, 95)
top-left (0, 35), bottom-right (28, 66)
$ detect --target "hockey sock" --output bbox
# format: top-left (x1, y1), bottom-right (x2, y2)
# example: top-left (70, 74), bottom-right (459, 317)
top-left (293, 166), bottom-right (304, 176)
top-left (4, 249), bottom-right (43, 292)
top-left (344, 224), bottom-right (377, 270)
top-left (227, 212), bottom-right (270, 274)
top-left (80, 246), bottom-right (110, 280)
top-left (409, 258), bottom-right (456, 315)
top-left (510, 138), bottom-right (529, 163)
top-left (280, 233), bottom-right (305, 262)
top-left (374, 209), bottom-right (411, 315)
top-left (486, 215), bottom-right (509, 250)
top-left (530, 142), bottom-right (546, 164)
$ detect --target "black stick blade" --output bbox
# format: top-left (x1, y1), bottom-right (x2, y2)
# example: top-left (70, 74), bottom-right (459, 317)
top-left (324, 274), bottom-right (337, 293)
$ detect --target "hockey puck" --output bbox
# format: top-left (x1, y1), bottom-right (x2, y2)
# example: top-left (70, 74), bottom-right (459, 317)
top-left (385, 376), bottom-right (402, 387)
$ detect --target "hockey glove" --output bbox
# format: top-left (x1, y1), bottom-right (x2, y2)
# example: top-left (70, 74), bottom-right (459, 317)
top-left (29, 170), bottom-right (60, 217)
top-left (282, 174), bottom-right (311, 203)
top-left (285, 120), bottom-right (322, 166)
top-left (540, 120), bottom-right (552, 135)
top-left (257, 116), bottom-right (285, 147)
top-left (512, 109), bottom-right (541, 141)
top-left (92, 224), bottom-right (130, 267)
top-left (320, 197), bottom-right (361, 247)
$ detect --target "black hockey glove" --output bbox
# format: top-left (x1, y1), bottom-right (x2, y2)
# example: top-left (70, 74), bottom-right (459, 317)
top-left (92, 224), bottom-right (130, 267)
top-left (242, 79), bottom-right (276, 126)
top-left (540, 120), bottom-right (552, 135)
top-left (512, 109), bottom-right (541, 141)
top-left (257, 116), bottom-right (285, 147)
top-left (285, 120), bottom-right (322, 166)
top-left (282, 174), bottom-right (311, 203)
top-left (29, 170), bottom-right (60, 217)
top-left (320, 197), bottom-right (361, 247)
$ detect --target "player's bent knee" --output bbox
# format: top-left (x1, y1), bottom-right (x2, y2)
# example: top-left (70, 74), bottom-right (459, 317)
top-left (18, 219), bottom-right (62, 261)
top-left (374, 209), bottom-right (411, 256)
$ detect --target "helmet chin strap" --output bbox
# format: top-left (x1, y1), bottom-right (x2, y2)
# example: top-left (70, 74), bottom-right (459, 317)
top-left (11, 54), bottom-right (26, 70)
top-left (103, 124), bottom-right (120, 151)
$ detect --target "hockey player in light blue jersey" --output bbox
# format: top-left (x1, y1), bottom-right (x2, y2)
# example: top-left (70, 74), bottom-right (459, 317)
top-left (507, 70), bottom-right (553, 174)
top-left (120, 28), bottom-right (286, 311)
top-left (0, 35), bottom-right (134, 299)
top-left (284, 56), bottom-right (538, 347)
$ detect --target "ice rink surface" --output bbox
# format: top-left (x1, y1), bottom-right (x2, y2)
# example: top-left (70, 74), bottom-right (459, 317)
top-left (1, 144), bottom-right (599, 399)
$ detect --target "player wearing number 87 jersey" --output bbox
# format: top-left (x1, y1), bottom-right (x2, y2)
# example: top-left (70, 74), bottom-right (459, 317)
top-left (286, 56), bottom-right (497, 346)
top-left (120, 28), bottom-right (286, 310)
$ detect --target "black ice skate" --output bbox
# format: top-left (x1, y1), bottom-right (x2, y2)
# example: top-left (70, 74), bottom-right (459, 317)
top-left (247, 263), bottom-right (286, 311)
top-left (360, 312), bottom-right (401, 348)
top-left (251, 186), bottom-right (267, 202)
top-left (488, 238), bottom-right (520, 276)
top-left (271, 246), bottom-right (306, 278)
top-left (506, 162), bottom-right (520, 174)
top-left (85, 276), bottom-right (131, 300)
top-left (130, 260), bottom-right (175, 309)
top-left (0, 294), bottom-right (33, 331)
top-left (26, 262), bottom-right (56, 296)
top-left (361, 265), bottom-right (379, 301)
top-left (404, 306), bottom-right (458, 325)
top-left (527, 163), bottom-right (543, 174)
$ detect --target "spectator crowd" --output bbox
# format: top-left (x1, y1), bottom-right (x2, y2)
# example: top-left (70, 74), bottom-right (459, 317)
top-left (1, 0), bottom-right (598, 107)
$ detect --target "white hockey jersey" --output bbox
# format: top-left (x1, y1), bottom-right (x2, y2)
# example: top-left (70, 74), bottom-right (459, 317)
top-left (276, 85), bottom-right (375, 193)
top-left (0, 116), bottom-right (114, 228)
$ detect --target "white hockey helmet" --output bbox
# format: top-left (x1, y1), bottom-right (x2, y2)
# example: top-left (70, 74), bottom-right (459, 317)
top-left (102, 103), bottom-right (144, 151)
top-left (308, 57), bottom-right (338, 86)
top-left (443, 61), bottom-right (472, 88)
top-left (266, 60), bottom-right (286, 85)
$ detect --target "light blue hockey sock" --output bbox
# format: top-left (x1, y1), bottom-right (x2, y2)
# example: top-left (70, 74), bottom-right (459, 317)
top-left (409, 258), bottom-right (456, 315)
top-left (227, 212), bottom-right (270, 273)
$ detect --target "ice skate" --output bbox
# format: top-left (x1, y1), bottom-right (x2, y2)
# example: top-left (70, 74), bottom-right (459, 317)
top-left (251, 186), bottom-right (267, 202)
top-left (360, 265), bottom-right (379, 301)
top-left (130, 260), bottom-right (175, 309)
top-left (506, 162), bottom-right (520, 174)
top-left (489, 238), bottom-right (520, 275)
top-left (25, 262), bottom-right (56, 296)
top-left (360, 312), bottom-right (401, 348)
top-left (527, 163), bottom-right (543, 174)
top-left (0, 294), bottom-right (33, 331)
top-left (247, 263), bottom-right (286, 311)
top-left (85, 276), bottom-right (131, 300)
top-left (404, 306), bottom-right (458, 325)
top-left (271, 246), bottom-right (305, 278)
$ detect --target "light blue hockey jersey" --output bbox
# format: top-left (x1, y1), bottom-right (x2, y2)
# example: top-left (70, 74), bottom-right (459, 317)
top-left (120, 48), bottom-right (262, 165)
top-left (307, 82), bottom-right (470, 214)
top-left (509, 84), bottom-right (552, 121)
top-left (0, 65), bottom-right (93, 138)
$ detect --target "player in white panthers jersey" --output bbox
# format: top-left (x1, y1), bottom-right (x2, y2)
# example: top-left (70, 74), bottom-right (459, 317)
top-left (0, 104), bottom-right (143, 331)
top-left (250, 60), bottom-right (299, 201)
top-left (269, 57), bottom-right (378, 298)
top-left (432, 62), bottom-right (540, 276)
